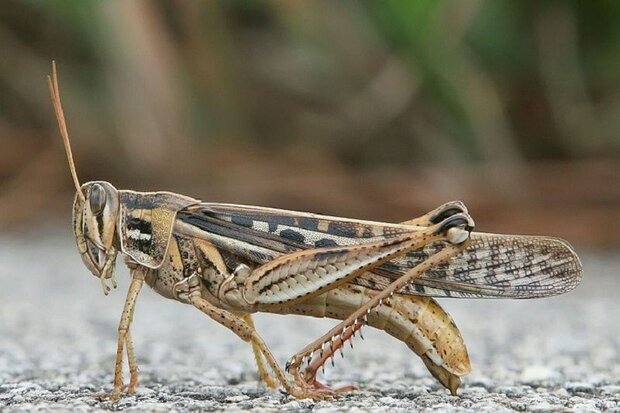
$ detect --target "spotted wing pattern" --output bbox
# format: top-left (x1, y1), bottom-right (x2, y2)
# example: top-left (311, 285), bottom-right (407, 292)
top-left (177, 203), bottom-right (582, 299)
top-left (364, 234), bottom-right (582, 298)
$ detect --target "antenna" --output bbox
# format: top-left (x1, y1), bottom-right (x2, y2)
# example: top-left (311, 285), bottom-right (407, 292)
top-left (48, 61), bottom-right (85, 202)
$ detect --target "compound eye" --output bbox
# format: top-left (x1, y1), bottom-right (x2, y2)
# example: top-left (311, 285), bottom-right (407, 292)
top-left (89, 183), bottom-right (107, 215)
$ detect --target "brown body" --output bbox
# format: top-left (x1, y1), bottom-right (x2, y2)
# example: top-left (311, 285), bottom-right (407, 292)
top-left (48, 62), bottom-right (582, 400)
top-left (71, 185), bottom-right (581, 400)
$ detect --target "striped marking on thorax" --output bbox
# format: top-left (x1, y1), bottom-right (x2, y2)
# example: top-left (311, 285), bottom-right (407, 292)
top-left (124, 209), bottom-right (154, 250)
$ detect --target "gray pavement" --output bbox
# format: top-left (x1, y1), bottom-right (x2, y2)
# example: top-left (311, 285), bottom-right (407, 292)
top-left (0, 230), bottom-right (619, 412)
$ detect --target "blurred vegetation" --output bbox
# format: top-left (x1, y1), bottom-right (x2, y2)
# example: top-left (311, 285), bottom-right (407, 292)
top-left (0, 0), bottom-right (619, 248)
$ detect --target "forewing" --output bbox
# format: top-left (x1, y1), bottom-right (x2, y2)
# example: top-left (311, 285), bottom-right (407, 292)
top-left (177, 203), bottom-right (582, 299)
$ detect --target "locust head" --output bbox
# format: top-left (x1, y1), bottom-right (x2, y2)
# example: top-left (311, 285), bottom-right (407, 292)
top-left (73, 181), bottom-right (121, 294)
top-left (48, 62), bottom-right (121, 295)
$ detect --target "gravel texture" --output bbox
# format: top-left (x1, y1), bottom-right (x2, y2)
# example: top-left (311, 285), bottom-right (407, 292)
top-left (1, 230), bottom-right (619, 412)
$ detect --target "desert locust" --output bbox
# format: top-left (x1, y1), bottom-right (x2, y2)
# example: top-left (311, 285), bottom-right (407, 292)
top-left (48, 63), bottom-right (582, 400)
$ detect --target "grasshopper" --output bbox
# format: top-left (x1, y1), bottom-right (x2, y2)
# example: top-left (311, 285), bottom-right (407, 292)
top-left (48, 63), bottom-right (582, 400)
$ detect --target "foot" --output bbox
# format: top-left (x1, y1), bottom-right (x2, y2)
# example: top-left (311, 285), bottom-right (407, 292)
top-left (96, 379), bottom-right (139, 401)
top-left (126, 380), bottom-right (138, 395)
top-left (258, 371), bottom-right (279, 389)
top-left (308, 378), bottom-right (357, 394)
top-left (287, 365), bottom-right (358, 399)
top-left (95, 388), bottom-right (123, 402)
top-left (287, 382), bottom-right (336, 400)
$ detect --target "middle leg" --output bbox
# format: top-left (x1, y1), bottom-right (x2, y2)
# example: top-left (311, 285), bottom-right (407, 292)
top-left (242, 313), bottom-right (278, 389)
top-left (187, 288), bottom-right (334, 399)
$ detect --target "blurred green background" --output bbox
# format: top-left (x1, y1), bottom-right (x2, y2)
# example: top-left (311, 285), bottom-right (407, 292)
top-left (0, 0), bottom-right (618, 249)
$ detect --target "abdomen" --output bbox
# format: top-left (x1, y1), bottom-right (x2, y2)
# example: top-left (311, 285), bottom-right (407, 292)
top-left (263, 283), bottom-right (471, 384)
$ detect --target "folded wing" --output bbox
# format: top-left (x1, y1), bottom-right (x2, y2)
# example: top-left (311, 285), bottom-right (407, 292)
top-left (362, 233), bottom-right (582, 299)
top-left (177, 203), bottom-right (583, 299)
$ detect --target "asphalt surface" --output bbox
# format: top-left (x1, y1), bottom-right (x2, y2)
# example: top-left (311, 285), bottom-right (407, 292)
top-left (1, 230), bottom-right (619, 412)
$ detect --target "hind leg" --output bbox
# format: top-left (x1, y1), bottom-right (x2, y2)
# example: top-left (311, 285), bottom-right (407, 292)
top-left (284, 239), bottom-right (470, 394)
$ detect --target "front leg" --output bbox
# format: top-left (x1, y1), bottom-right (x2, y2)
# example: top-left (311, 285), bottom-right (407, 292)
top-left (99, 267), bottom-right (146, 400)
